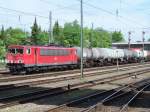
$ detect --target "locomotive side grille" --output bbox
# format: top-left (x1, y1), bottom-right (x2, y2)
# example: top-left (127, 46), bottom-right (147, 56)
top-left (40, 49), bottom-right (70, 56)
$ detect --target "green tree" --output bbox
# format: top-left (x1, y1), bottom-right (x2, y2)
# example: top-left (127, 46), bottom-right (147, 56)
top-left (0, 45), bottom-right (5, 59)
top-left (63, 20), bottom-right (80, 46)
top-left (0, 25), bottom-right (5, 40)
top-left (31, 18), bottom-right (41, 45)
top-left (90, 28), bottom-right (111, 48)
top-left (5, 28), bottom-right (27, 47)
top-left (38, 30), bottom-right (49, 45)
top-left (0, 26), bottom-right (6, 59)
top-left (111, 31), bottom-right (124, 43)
top-left (53, 21), bottom-right (64, 45)
top-left (83, 27), bottom-right (91, 48)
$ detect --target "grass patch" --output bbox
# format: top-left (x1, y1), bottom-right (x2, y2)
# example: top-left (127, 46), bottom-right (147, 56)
top-left (0, 63), bottom-right (6, 69)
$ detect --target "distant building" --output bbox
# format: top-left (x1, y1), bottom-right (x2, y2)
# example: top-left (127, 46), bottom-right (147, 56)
top-left (112, 42), bottom-right (150, 50)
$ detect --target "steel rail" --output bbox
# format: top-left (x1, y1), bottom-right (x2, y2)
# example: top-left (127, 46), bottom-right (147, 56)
top-left (83, 79), bottom-right (150, 112)
top-left (1, 69), bottom-right (150, 109)
top-left (0, 65), bottom-right (149, 91)
top-left (0, 66), bottom-right (150, 93)
top-left (46, 89), bottom-right (123, 112)
top-left (120, 82), bottom-right (150, 112)
top-left (0, 62), bottom-right (149, 82)
top-left (46, 78), bottom-right (150, 112)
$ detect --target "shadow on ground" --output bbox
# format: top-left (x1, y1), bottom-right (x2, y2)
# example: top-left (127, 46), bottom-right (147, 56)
top-left (0, 78), bottom-right (149, 110)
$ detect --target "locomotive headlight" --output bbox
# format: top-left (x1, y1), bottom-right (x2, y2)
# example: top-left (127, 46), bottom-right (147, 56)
top-left (10, 60), bottom-right (13, 63)
top-left (18, 60), bottom-right (22, 63)
top-left (8, 60), bottom-right (12, 63)
top-left (5, 59), bottom-right (8, 63)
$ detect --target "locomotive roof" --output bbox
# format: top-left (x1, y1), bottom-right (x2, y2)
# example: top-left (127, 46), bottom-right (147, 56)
top-left (8, 45), bottom-right (74, 49)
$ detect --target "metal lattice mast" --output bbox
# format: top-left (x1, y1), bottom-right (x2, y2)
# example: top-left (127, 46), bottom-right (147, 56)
top-left (49, 11), bottom-right (53, 44)
top-left (80, 0), bottom-right (83, 78)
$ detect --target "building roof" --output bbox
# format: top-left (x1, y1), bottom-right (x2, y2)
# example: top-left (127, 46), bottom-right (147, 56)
top-left (112, 41), bottom-right (150, 45)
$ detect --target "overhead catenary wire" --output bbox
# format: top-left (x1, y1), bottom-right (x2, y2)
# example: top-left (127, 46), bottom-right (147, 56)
top-left (0, 6), bottom-right (73, 28)
top-left (0, 1), bottom-right (144, 28)
top-left (39, 0), bottom-right (149, 31)
top-left (39, 0), bottom-right (94, 16)
top-left (0, 0), bottom-right (149, 35)
top-left (39, 0), bottom-right (79, 11)
top-left (77, 0), bottom-right (150, 31)
top-left (75, 0), bottom-right (149, 29)
top-left (0, 6), bottom-right (49, 19)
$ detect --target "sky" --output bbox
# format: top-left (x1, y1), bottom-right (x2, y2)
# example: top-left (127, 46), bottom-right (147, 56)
top-left (0, 0), bottom-right (150, 42)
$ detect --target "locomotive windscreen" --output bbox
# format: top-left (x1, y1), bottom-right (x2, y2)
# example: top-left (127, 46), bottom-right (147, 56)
top-left (8, 48), bottom-right (23, 54)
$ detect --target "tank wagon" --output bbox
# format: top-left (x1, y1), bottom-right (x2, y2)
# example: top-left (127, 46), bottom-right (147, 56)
top-left (6, 45), bottom-right (150, 74)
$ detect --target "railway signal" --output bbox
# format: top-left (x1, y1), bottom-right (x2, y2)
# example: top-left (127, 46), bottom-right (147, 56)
top-left (142, 31), bottom-right (145, 51)
top-left (128, 31), bottom-right (134, 50)
top-left (128, 31), bottom-right (131, 50)
top-left (142, 31), bottom-right (145, 62)
top-left (116, 50), bottom-right (119, 71)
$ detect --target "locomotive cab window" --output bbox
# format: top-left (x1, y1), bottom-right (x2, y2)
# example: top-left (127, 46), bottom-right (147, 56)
top-left (26, 48), bottom-right (31, 54)
top-left (16, 49), bottom-right (23, 54)
top-left (8, 48), bottom-right (16, 54)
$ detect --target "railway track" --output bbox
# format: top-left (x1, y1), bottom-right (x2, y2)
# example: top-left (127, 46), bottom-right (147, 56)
top-left (0, 62), bottom-right (149, 80)
top-left (0, 62), bottom-right (138, 78)
top-left (46, 77), bottom-right (150, 112)
top-left (0, 63), bottom-right (150, 92)
top-left (0, 62), bottom-right (150, 84)
top-left (0, 68), bottom-right (150, 109)
top-left (82, 80), bottom-right (150, 112)
top-left (0, 69), bottom-right (8, 75)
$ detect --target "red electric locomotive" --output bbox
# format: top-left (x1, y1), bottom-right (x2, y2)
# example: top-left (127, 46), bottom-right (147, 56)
top-left (6, 45), bottom-right (78, 74)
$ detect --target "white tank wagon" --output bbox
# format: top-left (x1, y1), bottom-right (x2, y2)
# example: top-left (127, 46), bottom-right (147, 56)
top-left (146, 51), bottom-right (150, 61)
top-left (74, 47), bottom-right (93, 67)
top-left (143, 51), bottom-right (148, 58)
top-left (113, 49), bottom-right (125, 59)
top-left (123, 49), bottom-right (133, 58)
top-left (91, 48), bottom-right (125, 64)
top-left (74, 47), bottom-right (150, 67)
top-left (141, 50), bottom-right (149, 60)
top-left (91, 48), bottom-right (115, 65)
top-left (91, 48), bottom-right (125, 59)
top-left (74, 47), bottom-right (92, 59)
top-left (92, 48), bottom-right (113, 65)
top-left (142, 50), bottom-right (150, 61)
top-left (123, 49), bottom-right (140, 63)
top-left (132, 49), bottom-right (144, 58)
top-left (92, 48), bottom-right (115, 59)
